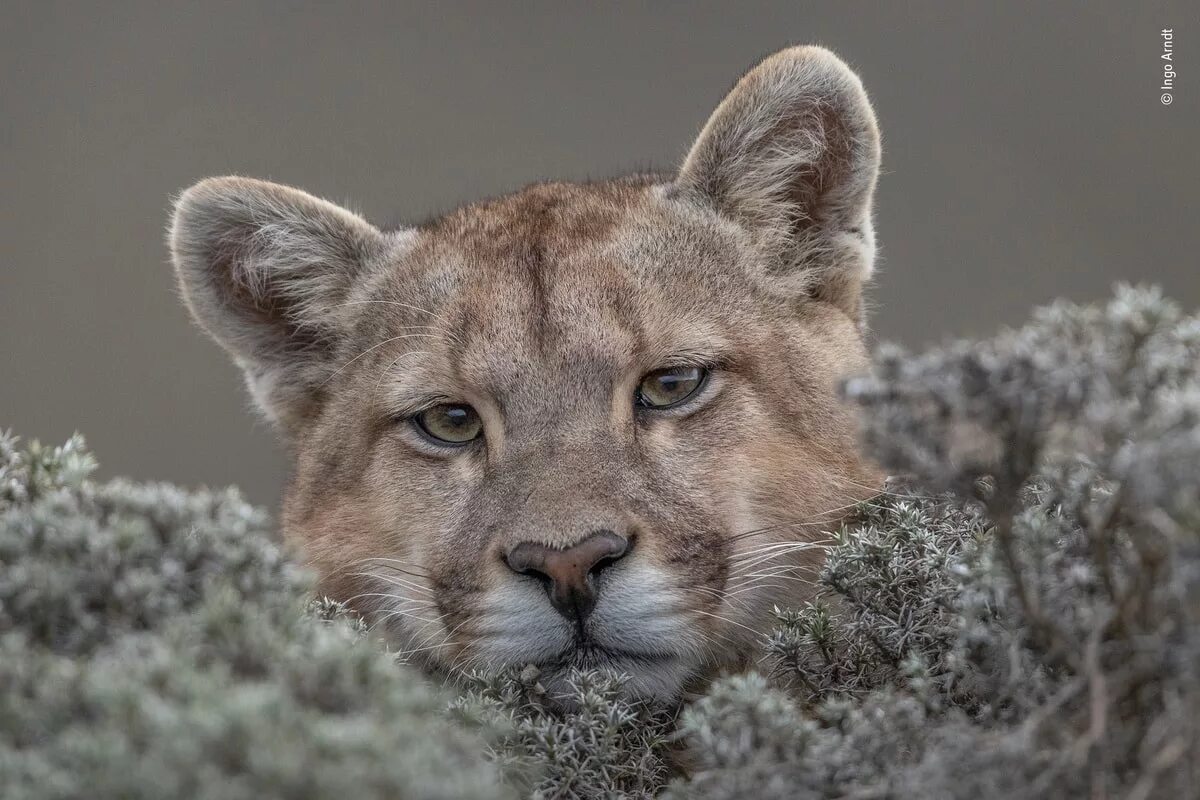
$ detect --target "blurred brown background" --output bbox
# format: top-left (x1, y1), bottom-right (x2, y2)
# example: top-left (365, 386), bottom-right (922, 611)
top-left (3, 1), bottom-right (1197, 506)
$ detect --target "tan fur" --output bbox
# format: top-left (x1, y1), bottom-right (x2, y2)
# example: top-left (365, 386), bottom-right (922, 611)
top-left (170, 46), bottom-right (884, 700)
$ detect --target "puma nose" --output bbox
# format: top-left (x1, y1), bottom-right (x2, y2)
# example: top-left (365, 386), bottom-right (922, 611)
top-left (504, 530), bottom-right (630, 622)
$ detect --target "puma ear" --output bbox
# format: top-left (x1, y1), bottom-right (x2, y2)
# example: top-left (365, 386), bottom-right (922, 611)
top-left (674, 46), bottom-right (881, 319)
top-left (169, 176), bottom-right (388, 430)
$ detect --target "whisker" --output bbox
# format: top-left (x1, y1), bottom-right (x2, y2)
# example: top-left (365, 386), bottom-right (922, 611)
top-left (340, 590), bottom-right (423, 607)
top-left (730, 543), bottom-right (832, 573)
top-left (349, 570), bottom-right (433, 597)
top-left (367, 603), bottom-right (446, 638)
top-left (723, 499), bottom-right (864, 545)
top-left (370, 607), bottom-right (441, 629)
top-left (678, 585), bottom-right (755, 615)
top-left (720, 580), bottom-right (796, 599)
top-left (320, 334), bottom-right (443, 387)
top-left (689, 608), bottom-right (766, 638)
top-left (731, 539), bottom-right (833, 559)
top-left (375, 350), bottom-right (432, 391)
top-left (729, 546), bottom-right (835, 585)
top-left (725, 518), bottom-right (819, 544)
top-left (400, 618), bottom-right (473, 658)
top-left (736, 562), bottom-right (824, 579)
top-left (724, 573), bottom-right (820, 592)
top-left (357, 557), bottom-right (430, 579)
top-left (322, 300), bottom-right (473, 352)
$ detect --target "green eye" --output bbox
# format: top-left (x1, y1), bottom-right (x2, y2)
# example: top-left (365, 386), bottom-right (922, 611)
top-left (414, 404), bottom-right (483, 445)
top-left (636, 366), bottom-right (708, 409)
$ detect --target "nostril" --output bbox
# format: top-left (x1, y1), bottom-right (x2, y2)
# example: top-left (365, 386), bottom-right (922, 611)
top-left (589, 556), bottom-right (615, 577)
top-left (503, 543), bottom-right (549, 580)
top-left (587, 530), bottom-right (631, 576)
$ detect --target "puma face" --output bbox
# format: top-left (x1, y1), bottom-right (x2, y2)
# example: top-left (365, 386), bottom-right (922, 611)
top-left (170, 46), bottom-right (884, 701)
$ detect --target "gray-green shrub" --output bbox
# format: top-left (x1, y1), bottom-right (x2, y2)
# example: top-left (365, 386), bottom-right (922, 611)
top-left (4, 285), bottom-right (1197, 799)
top-left (0, 432), bottom-right (509, 800)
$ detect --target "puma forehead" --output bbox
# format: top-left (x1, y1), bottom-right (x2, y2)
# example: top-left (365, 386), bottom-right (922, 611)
top-left (170, 45), bottom-right (883, 700)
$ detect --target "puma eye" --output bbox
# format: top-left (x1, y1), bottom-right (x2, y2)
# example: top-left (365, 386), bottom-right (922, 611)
top-left (635, 366), bottom-right (709, 410)
top-left (413, 404), bottom-right (483, 445)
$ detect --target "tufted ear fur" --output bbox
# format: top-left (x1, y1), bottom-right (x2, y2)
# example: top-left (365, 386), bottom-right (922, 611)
top-left (674, 46), bottom-right (881, 320)
top-left (169, 176), bottom-right (389, 431)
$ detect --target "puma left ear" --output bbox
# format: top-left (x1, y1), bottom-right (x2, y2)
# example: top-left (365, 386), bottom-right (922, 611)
top-left (674, 46), bottom-right (881, 319)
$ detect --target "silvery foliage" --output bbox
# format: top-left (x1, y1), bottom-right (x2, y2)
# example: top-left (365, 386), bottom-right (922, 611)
top-left (671, 286), bottom-right (1200, 799)
top-left (454, 665), bottom-right (674, 800)
top-left (0, 432), bottom-right (508, 800)
top-left (4, 285), bottom-right (1198, 799)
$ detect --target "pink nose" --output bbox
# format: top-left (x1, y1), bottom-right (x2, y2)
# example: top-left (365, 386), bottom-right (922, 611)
top-left (504, 531), bottom-right (630, 622)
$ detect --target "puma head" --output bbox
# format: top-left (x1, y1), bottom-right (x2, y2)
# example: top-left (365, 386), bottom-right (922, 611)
top-left (170, 46), bottom-right (883, 701)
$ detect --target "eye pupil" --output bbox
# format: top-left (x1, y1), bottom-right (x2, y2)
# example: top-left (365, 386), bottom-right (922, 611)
top-left (636, 366), bottom-right (707, 409)
top-left (414, 404), bottom-right (483, 445)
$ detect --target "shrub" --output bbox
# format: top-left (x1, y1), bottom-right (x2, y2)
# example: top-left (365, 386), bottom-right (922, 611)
top-left (0, 432), bottom-right (509, 800)
top-left (455, 666), bottom-right (674, 799)
top-left (670, 286), bottom-right (1200, 799)
top-left (4, 286), bottom-right (1197, 798)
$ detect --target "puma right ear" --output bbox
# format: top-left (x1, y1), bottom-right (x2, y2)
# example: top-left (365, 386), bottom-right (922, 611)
top-left (169, 176), bottom-right (389, 430)
top-left (674, 46), bottom-right (881, 319)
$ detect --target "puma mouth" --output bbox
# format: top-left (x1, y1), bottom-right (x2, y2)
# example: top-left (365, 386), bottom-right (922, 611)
top-left (547, 641), bottom-right (678, 669)
top-left (531, 642), bottom-right (693, 703)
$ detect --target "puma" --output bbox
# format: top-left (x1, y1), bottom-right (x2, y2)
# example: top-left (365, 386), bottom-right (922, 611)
top-left (170, 45), bottom-right (884, 700)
